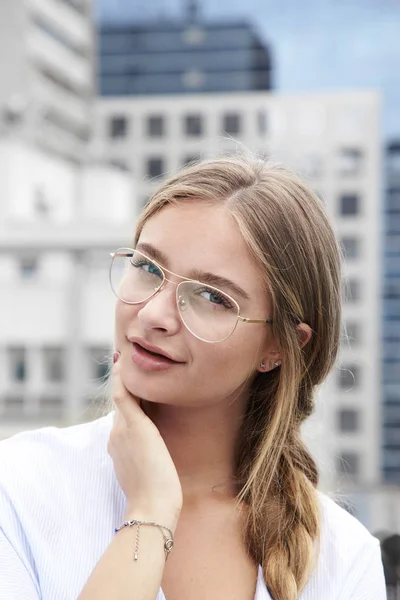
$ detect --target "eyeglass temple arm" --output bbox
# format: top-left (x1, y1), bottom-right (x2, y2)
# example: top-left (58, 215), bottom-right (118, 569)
top-left (110, 251), bottom-right (134, 258)
top-left (238, 317), bottom-right (273, 324)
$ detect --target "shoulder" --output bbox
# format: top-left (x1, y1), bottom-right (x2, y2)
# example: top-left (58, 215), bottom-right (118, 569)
top-left (0, 411), bottom-right (114, 469)
top-left (301, 491), bottom-right (385, 598)
top-left (0, 411), bottom-right (115, 510)
top-left (0, 413), bottom-right (118, 598)
top-left (318, 491), bottom-right (376, 552)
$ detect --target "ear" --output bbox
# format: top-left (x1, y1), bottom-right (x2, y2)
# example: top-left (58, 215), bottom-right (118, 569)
top-left (297, 323), bottom-right (312, 349)
top-left (258, 323), bottom-right (312, 373)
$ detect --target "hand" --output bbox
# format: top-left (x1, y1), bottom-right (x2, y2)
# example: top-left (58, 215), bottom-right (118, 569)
top-left (107, 355), bottom-right (183, 529)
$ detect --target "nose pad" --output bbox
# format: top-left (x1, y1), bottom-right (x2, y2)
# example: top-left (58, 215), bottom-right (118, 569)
top-left (178, 295), bottom-right (187, 312)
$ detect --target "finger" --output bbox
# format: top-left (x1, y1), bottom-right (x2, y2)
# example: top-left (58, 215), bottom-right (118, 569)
top-left (112, 360), bottom-right (143, 426)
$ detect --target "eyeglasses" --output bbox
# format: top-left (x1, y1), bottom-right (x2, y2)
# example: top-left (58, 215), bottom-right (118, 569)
top-left (109, 248), bottom-right (273, 344)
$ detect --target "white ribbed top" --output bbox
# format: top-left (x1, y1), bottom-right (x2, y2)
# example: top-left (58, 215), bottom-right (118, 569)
top-left (0, 412), bottom-right (386, 600)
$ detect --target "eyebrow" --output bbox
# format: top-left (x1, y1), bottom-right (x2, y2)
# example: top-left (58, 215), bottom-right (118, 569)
top-left (135, 242), bottom-right (251, 301)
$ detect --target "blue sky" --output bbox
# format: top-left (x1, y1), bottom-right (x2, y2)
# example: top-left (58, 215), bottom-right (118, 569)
top-left (97, 0), bottom-right (400, 140)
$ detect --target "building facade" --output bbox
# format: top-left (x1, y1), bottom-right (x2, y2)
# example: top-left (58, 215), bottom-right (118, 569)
top-left (0, 0), bottom-right (139, 438)
top-left (382, 141), bottom-right (400, 483)
top-left (0, 139), bottom-right (136, 438)
top-left (94, 89), bottom-right (382, 497)
top-left (99, 19), bottom-right (272, 97)
top-left (0, 0), bottom-right (95, 162)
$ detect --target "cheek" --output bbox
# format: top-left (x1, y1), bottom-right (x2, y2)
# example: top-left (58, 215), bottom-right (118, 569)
top-left (194, 333), bottom-right (261, 387)
top-left (114, 301), bottom-right (138, 340)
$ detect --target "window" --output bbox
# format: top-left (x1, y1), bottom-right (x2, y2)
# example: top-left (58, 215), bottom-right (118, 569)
top-left (340, 236), bottom-right (360, 260)
top-left (337, 451), bottom-right (360, 479)
top-left (8, 347), bottom-right (26, 382)
top-left (42, 348), bottom-right (65, 382)
top-left (345, 321), bottom-right (361, 346)
top-left (337, 364), bottom-right (360, 391)
top-left (184, 114), bottom-right (203, 137)
top-left (147, 115), bottom-right (165, 138)
top-left (339, 194), bottom-right (360, 216)
top-left (109, 116), bottom-right (128, 139)
top-left (338, 408), bottom-right (359, 433)
top-left (338, 148), bottom-right (363, 175)
top-left (387, 188), bottom-right (400, 212)
top-left (385, 279), bottom-right (400, 299)
top-left (146, 157), bottom-right (164, 179)
top-left (19, 257), bottom-right (38, 279)
top-left (387, 144), bottom-right (400, 173)
top-left (222, 113), bottom-right (241, 135)
top-left (343, 278), bottom-right (361, 302)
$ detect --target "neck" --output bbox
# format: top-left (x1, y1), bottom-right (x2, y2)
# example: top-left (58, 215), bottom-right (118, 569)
top-left (140, 397), bottom-right (247, 504)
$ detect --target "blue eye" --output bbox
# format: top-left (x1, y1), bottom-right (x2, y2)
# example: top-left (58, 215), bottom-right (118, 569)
top-left (196, 287), bottom-right (235, 310)
top-left (131, 259), bottom-right (163, 279)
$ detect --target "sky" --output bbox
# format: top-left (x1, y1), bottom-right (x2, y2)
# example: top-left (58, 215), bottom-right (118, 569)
top-left (97, 0), bottom-right (400, 140)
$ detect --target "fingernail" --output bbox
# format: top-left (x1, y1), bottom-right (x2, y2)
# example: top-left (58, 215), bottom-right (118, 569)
top-left (113, 352), bottom-right (120, 364)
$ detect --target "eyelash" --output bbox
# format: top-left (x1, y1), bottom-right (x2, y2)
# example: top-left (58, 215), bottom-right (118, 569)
top-left (195, 286), bottom-right (235, 309)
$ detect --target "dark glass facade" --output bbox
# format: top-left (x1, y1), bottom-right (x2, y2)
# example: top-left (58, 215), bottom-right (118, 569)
top-left (98, 21), bottom-right (272, 96)
top-left (382, 141), bottom-right (400, 482)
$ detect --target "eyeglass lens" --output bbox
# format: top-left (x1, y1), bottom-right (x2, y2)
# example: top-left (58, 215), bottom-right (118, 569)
top-left (110, 250), bottom-right (239, 342)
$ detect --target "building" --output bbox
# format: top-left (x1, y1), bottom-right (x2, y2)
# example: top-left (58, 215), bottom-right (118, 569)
top-left (94, 89), bottom-right (382, 499)
top-left (99, 15), bottom-right (272, 97)
top-left (0, 0), bottom-right (140, 438)
top-left (0, 138), bottom-right (136, 438)
top-left (382, 141), bottom-right (400, 483)
top-left (0, 0), bottom-right (95, 162)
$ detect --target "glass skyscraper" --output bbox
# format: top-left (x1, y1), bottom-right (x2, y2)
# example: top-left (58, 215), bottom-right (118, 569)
top-left (99, 19), bottom-right (272, 96)
top-left (382, 141), bottom-right (400, 482)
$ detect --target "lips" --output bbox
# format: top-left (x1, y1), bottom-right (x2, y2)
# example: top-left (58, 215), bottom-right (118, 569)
top-left (133, 343), bottom-right (175, 362)
top-left (130, 341), bottom-right (185, 373)
top-left (128, 337), bottom-right (185, 364)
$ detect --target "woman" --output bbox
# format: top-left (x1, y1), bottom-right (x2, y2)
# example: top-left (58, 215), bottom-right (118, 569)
top-left (0, 156), bottom-right (385, 600)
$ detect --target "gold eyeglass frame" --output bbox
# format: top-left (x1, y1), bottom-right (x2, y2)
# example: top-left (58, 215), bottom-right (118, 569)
top-left (109, 248), bottom-right (273, 344)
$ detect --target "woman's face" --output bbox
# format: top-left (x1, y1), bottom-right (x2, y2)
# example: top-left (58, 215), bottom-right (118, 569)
top-left (115, 201), bottom-right (278, 408)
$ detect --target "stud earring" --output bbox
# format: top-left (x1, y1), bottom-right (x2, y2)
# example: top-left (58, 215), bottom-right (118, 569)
top-left (260, 361), bottom-right (266, 370)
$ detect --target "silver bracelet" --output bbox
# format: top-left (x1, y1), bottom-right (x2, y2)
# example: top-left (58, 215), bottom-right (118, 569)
top-left (115, 519), bottom-right (174, 561)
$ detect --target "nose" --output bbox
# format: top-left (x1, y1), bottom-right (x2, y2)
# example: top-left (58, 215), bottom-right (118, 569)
top-left (136, 282), bottom-right (181, 336)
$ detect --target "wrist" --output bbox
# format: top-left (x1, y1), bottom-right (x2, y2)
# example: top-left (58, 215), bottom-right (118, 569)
top-left (123, 504), bottom-right (181, 533)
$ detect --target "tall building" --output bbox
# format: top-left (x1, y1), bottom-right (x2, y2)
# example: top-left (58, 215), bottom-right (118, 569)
top-left (382, 141), bottom-right (400, 483)
top-left (99, 15), bottom-right (272, 97)
top-left (0, 0), bottom-right (95, 162)
top-left (0, 0), bottom-right (137, 435)
top-left (0, 138), bottom-right (136, 436)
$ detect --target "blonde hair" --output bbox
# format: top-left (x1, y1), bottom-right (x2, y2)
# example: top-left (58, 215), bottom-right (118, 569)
top-left (132, 154), bottom-right (342, 599)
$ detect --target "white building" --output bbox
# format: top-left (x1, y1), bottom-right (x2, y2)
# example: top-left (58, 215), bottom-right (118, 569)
top-left (0, 139), bottom-right (136, 436)
top-left (0, 0), bottom-right (94, 162)
top-left (0, 0), bottom-right (137, 438)
top-left (93, 89), bottom-right (382, 496)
